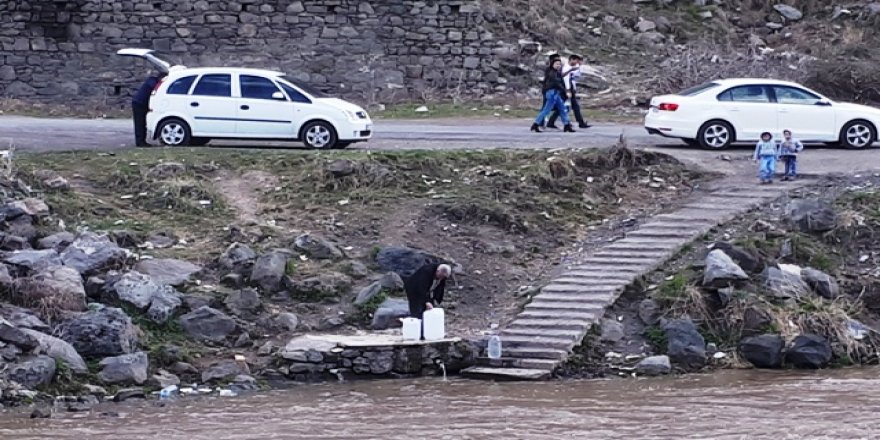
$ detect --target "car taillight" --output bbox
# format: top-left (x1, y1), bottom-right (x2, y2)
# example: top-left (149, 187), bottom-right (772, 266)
top-left (151, 78), bottom-right (165, 95)
top-left (658, 103), bottom-right (679, 111)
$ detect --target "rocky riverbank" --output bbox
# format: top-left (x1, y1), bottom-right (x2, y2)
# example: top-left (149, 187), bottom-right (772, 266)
top-left (0, 145), bottom-right (707, 413)
top-left (562, 176), bottom-right (880, 378)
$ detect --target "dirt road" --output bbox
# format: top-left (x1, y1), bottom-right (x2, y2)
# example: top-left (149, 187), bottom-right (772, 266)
top-left (1, 115), bottom-right (878, 176)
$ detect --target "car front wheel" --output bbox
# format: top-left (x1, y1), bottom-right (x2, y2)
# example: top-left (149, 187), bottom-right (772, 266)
top-left (840, 120), bottom-right (876, 149)
top-left (301, 121), bottom-right (338, 149)
top-left (697, 120), bottom-right (734, 150)
top-left (157, 118), bottom-right (191, 147)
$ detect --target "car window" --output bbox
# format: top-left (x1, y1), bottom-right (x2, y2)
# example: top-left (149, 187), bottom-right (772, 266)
top-left (278, 82), bottom-right (312, 103)
top-left (677, 82), bottom-right (719, 97)
top-left (192, 74), bottom-right (231, 97)
top-left (166, 75), bottom-right (196, 95)
top-left (773, 86), bottom-right (821, 105)
top-left (717, 86), bottom-right (770, 103)
top-left (280, 75), bottom-right (328, 98)
top-left (240, 75), bottom-right (283, 100)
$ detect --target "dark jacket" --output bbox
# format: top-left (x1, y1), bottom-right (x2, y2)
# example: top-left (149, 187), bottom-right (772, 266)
top-left (541, 66), bottom-right (566, 95)
top-left (404, 263), bottom-right (446, 319)
top-left (132, 76), bottom-right (161, 106)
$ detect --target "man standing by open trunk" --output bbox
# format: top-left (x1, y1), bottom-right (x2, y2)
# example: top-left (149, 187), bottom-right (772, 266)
top-left (131, 71), bottom-right (165, 147)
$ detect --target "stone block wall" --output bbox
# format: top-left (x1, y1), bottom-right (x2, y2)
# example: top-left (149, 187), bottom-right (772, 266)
top-left (278, 337), bottom-right (479, 382)
top-left (0, 0), bottom-right (522, 110)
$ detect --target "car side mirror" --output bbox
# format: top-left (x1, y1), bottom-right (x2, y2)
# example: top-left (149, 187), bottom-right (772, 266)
top-left (271, 91), bottom-right (286, 100)
top-left (816, 99), bottom-right (832, 106)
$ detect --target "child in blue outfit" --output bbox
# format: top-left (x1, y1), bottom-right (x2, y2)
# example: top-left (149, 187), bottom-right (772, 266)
top-left (753, 131), bottom-right (778, 184)
top-left (778, 129), bottom-right (804, 181)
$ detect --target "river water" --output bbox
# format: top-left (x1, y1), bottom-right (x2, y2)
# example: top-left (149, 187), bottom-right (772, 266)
top-left (1, 368), bottom-right (877, 439)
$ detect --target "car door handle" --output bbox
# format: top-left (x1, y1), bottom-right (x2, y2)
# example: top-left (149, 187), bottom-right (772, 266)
top-left (730, 107), bottom-right (740, 112)
top-left (240, 105), bottom-right (249, 110)
top-left (190, 102), bottom-right (199, 107)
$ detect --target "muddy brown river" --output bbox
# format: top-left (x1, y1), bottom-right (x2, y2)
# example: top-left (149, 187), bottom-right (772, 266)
top-left (1, 369), bottom-right (877, 439)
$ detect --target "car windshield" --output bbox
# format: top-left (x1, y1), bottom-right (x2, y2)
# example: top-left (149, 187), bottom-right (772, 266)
top-left (676, 82), bottom-right (720, 97)
top-left (280, 76), bottom-right (329, 98)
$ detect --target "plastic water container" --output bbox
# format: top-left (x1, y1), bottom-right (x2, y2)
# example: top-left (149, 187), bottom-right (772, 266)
top-left (159, 385), bottom-right (178, 399)
top-left (488, 335), bottom-right (502, 359)
top-left (422, 308), bottom-right (445, 341)
top-left (401, 318), bottom-right (421, 341)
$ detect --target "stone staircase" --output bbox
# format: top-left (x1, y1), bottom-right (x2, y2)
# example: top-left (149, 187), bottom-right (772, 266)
top-left (462, 180), bottom-right (798, 381)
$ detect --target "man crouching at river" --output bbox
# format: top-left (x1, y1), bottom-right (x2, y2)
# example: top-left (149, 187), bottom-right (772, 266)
top-left (405, 263), bottom-right (451, 319)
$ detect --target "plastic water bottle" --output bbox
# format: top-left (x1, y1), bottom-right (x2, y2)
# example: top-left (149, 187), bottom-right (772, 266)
top-left (159, 385), bottom-right (178, 399)
top-left (488, 335), bottom-right (502, 359)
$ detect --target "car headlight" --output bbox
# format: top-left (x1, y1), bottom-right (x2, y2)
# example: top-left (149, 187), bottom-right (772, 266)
top-left (343, 110), bottom-right (369, 121)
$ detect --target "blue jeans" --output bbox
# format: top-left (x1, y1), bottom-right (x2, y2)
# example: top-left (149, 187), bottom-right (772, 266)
top-left (535, 90), bottom-right (570, 126)
top-left (758, 155), bottom-right (776, 181)
top-left (783, 156), bottom-right (797, 177)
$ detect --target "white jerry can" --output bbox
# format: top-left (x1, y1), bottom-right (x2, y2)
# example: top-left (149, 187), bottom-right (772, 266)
top-left (401, 318), bottom-right (421, 341)
top-left (422, 308), bottom-right (446, 341)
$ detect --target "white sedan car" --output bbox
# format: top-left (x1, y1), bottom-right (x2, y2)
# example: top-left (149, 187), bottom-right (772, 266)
top-left (644, 78), bottom-right (879, 149)
top-left (117, 48), bottom-right (372, 149)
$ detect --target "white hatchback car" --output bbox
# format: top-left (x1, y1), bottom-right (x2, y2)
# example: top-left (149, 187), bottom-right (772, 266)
top-left (644, 78), bottom-right (880, 149)
top-left (117, 48), bottom-right (372, 149)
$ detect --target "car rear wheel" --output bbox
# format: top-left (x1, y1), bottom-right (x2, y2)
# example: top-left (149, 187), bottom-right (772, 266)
top-left (697, 120), bottom-right (734, 150)
top-left (301, 121), bottom-right (337, 149)
top-left (157, 118), bottom-right (191, 147)
top-left (840, 120), bottom-right (876, 149)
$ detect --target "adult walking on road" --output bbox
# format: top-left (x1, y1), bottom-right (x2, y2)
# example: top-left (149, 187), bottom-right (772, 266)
top-left (547, 54), bottom-right (591, 130)
top-left (531, 58), bottom-right (575, 133)
top-left (131, 71), bottom-right (165, 147)
top-left (538, 53), bottom-right (561, 128)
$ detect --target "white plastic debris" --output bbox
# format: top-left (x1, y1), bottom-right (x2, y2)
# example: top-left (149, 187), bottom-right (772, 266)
top-left (415, 106), bottom-right (429, 113)
top-left (218, 389), bottom-right (237, 397)
top-left (713, 352), bottom-right (728, 360)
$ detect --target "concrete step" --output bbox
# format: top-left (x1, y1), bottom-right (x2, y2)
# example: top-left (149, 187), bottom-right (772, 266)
top-left (572, 260), bottom-right (654, 268)
top-left (508, 319), bottom-right (591, 331)
top-left (500, 335), bottom-right (577, 350)
top-left (475, 356), bottom-right (559, 370)
top-left (525, 300), bottom-right (609, 311)
top-left (518, 309), bottom-right (600, 320)
top-left (641, 221), bottom-right (715, 230)
top-left (652, 213), bottom-right (720, 223)
top-left (504, 347), bottom-right (569, 360)
top-left (588, 251), bottom-right (670, 259)
top-left (461, 366), bottom-right (552, 381)
top-left (625, 229), bottom-right (698, 239)
top-left (541, 284), bottom-right (623, 293)
top-left (680, 202), bottom-right (745, 211)
top-left (551, 277), bottom-right (632, 286)
top-left (531, 293), bottom-right (615, 303)
top-left (501, 328), bottom-right (586, 339)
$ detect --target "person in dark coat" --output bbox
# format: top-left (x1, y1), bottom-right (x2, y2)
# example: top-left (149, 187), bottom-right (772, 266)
top-left (537, 53), bottom-right (561, 128)
top-left (530, 59), bottom-right (574, 133)
top-left (131, 71), bottom-right (165, 147)
top-left (404, 263), bottom-right (451, 319)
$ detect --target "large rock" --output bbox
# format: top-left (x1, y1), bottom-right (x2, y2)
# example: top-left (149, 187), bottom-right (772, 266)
top-left (133, 258), bottom-right (201, 287)
top-left (98, 352), bottom-right (149, 385)
top-left (801, 268), bottom-right (840, 299)
top-left (102, 271), bottom-right (182, 323)
top-left (250, 251), bottom-right (288, 292)
top-left (6, 355), bottom-right (56, 388)
top-left (786, 334), bottom-right (832, 369)
top-left (785, 199), bottom-right (837, 233)
top-left (147, 369), bottom-right (181, 389)
top-left (37, 232), bottom-right (75, 251)
top-left (224, 288), bottom-right (262, 319)
top-left (59, 306), bottom-right (140, 357)
top-left (293, 233), bottom-right (344, 260)
top-left (712, 242), bottom-right (762, 273)
top-left (274, 312), bottom-right (299, 331)
top-left (60, 232), bottom-right (127, 275)
top-left (742, 306), bottom-right (773, 337)
top-left (0, 317), bottom-right (39, 350)
top-left (703, 249), bottom-right (748, 288)
top-left (375, 246), bottom-right (442, 279)
top-left (20, 328), bottom-right (88, 374)
top-left (288, 272), bottom-right (352, 301)
top-left (12, 265), bottom-right (87, 311)
top-left (179, 306), bottom-right (237, 343)
top-left (638, 299), bottom-right (661, 326)
top-left (635, 355), bottom-right (671, 376)
top-left (600, 319), bottom-right (625, 343)
top-left (370, 298), bottom-right (410, 330)
top-left (218, 243), bottom-right (257, 271)
top-left (739, 334), bottom-right (785, 369)
top-left (0, 304), bottom-right (49, 332)
top-left (663, 318), bottom-right (706, 370)
top-left (201, 359), bottom-right (249, 383)
top-left (354, 281), bottom-right (384, 305)
top-left (774, 4), bottom-right (803, 21)
top-left (762, 266), bottom-right (809, 300)
top-left (3, 249), bottom-right (62, 272)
